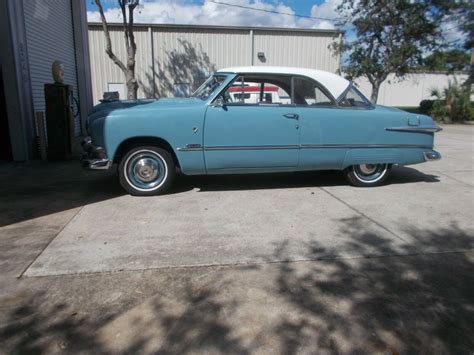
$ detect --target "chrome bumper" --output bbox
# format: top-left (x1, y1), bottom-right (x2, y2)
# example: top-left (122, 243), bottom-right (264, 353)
top-left (423, 150), bottom-right (442, 162)
top-left (81, 136), bottom-right (112, 170)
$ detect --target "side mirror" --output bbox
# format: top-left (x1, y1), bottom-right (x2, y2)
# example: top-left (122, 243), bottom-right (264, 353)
top-left (211, 96), bottom-right (225, 107)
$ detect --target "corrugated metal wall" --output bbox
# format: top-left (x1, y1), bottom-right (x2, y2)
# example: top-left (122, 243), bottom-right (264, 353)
top-left (88, 25), bottom-right (151, 101)
top-left (253, 30), bottom-right (339, 71)
top-left (88, 24), bottom-right (341, 103)
top-left (23, 0), bottom-right (81, 136)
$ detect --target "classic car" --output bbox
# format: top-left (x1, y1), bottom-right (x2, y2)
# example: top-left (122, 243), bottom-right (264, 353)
top-left (82, 66), bottom-right (442, 196)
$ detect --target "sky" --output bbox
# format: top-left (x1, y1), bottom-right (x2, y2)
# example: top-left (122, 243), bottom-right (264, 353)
top-left (86, 0), bottom-right (344, 30)
top-left (86, 0), bottom-right (464, 47)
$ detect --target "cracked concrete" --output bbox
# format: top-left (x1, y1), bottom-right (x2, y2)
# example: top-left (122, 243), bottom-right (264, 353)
top-left (0, 124), bottom-right (473, 354)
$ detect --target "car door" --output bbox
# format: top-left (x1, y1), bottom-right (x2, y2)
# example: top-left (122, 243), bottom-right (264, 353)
top-left (295, 78), bottom-right (410, 170)
top-left (203, 75), bottom-right (300, 172)
top-left (291, 76), bottom-right (347, 170)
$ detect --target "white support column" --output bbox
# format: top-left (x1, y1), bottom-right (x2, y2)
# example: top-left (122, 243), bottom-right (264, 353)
top-left (250, 29), bottom-right (254, 66)
top-left (149, 26), bottom-right (156, 98)
top-left (71, 0), bottom-right (93, 135)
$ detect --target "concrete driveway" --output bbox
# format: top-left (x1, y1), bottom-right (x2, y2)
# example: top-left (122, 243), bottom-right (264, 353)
top-left (0, 124), bottom-right (473, 353)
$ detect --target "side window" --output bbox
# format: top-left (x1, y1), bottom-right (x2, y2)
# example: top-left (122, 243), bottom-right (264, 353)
top-left (293, 77), bottom-right (335, 106)
top-left (222, 76), bottom-right (291, 105)
top-left (338, 86), bottom-right (372, 108)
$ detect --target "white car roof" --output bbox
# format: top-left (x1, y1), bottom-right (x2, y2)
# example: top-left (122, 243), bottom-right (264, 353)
top-left (217, 66), bottom-right (350, 99)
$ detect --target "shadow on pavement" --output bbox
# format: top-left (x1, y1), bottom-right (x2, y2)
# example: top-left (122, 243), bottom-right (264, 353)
top-left (0, 218), bottom-right (471, 353)
top-left (273, 217), bottom-right (473, 353)
top-left (0, 162), bottom-right (439, 227)
top-left (0, 161), bottom-right (125, 227)
top-left (178, 166), bottom-right (440, 193)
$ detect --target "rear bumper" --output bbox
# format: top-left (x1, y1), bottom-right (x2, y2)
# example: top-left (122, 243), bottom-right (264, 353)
top-left (81, 136), bottom-right (112, 170)
top-left (423, 150), bottom-right (442, 162)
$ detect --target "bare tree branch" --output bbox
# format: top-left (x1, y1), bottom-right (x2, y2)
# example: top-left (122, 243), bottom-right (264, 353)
top-left (94, 0), bottom-right (126, 73)
top-left (95, 0), bottom-right (140, 99)
top-left (118, 0), bottom-right (130, 53)
top-left (128, 2), bottom-right (137, 62)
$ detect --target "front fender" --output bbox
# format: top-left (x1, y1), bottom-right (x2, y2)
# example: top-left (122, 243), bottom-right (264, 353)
top-left (103, 102), bottom-right (208, 174)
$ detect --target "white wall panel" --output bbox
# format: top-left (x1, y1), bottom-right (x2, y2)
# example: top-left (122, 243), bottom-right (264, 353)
top-left (354, 73), bottom-right (469, 106)
top-left (88, 24), bottom-right (342, 103)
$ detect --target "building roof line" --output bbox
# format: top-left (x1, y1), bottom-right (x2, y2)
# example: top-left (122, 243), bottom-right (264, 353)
top-left (87, 22), bottom-right (344, 35)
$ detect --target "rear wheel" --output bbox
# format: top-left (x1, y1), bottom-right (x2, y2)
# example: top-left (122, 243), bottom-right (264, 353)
top-left (118, 146), bottom-right (175, 196)
top-left (343, 163), bottom-right (391, 187)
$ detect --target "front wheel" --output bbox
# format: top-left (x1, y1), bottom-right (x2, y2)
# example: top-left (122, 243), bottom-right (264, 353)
top-left (119, 146), bottom-right (175, 196)
top-left (343, 163), bottom-right (391, 187)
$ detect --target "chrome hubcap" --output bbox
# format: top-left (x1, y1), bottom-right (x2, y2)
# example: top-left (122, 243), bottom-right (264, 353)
top-left (124, 150), bottom-right (167, 191)
top-left (353, 164), bottom-right (388, 183)
top-left (358, 164), bottom-right (377, 175)
top-left (134, 158), bottom-right (159, 182)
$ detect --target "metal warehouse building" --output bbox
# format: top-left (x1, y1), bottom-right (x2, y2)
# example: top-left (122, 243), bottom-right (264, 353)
top-left (1, 0), bottom-right (92, 161)
top-left (88, 23), bottom-right (343, 103)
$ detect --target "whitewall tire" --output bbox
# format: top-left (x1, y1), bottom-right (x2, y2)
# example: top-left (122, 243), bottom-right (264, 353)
top-left (343, 164), bottom-right (391, 187)
top-left (118, 146), bottom-right (175, 196)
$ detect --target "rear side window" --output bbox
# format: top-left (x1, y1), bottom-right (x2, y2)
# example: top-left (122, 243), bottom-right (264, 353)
top-left (338, 86), bottom-right (372, 108)
top-left (293, 77), bottom-right (335, 107)
top-left (222, 76), bottom-right (291, 105)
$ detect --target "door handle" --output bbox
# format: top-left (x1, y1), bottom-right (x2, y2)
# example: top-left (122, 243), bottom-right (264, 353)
top-left (283, 113), bottom-right (299, 120)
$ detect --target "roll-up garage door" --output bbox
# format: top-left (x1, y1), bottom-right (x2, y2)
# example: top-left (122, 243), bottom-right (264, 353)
top-left (23, 0), bottom-right (81, 136)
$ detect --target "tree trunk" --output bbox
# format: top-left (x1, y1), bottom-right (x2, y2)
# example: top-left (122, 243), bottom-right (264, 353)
top-left (95, 0), bottom-right (139, 100)
top-left (126, 75), bottom-right (138, 99)
top-left (370, 81), bottom-right (380, 104)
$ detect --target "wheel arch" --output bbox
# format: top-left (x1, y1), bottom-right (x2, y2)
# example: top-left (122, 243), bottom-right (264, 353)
top-left (113, 136), bottom-right (181, 169)
top-left (342, 148), bottom-right (401, 169)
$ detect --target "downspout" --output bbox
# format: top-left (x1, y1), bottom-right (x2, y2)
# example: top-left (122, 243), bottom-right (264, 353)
top-left (250, 29), bottom-right (254, 66)
top-left (338, 32), bottom-right (342, 74)
top-left (149, 26), bottom-right (156, 98)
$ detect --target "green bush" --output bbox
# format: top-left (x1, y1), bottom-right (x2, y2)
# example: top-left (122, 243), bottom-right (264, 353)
top-left (428, 79), bottom-right (473, 122)
top-left (419, 100), bottom-right (435, 115)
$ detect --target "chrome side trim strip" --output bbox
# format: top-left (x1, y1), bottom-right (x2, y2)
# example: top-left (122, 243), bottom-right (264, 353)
top-left (205, 145), bottom-right (300, 151)
top-left (178, 143), bottom-right (433, 152)
top-left (386, 126), bottom-right (443, 133)
top-left (177, 144), bottom-right (204, 151)
top-left (301, 144), bottom-right (432, 149)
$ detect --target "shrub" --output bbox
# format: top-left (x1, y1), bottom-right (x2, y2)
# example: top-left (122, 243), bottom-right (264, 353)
top-left (419, 100), bottom-right (435, 115)
top-left (428, 79), bottom-right (473, 122)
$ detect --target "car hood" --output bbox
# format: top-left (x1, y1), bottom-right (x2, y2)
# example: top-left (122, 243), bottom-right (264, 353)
top-left (87, 97), bottom-right (204, 126)
top-left (89, 97), bottom-right (202, 116)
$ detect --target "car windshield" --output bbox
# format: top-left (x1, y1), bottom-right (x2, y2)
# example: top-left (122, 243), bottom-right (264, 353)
top-left (192, 74), bottom-right (228, 100)
top-left (338, 84), bottom-right (372, 108)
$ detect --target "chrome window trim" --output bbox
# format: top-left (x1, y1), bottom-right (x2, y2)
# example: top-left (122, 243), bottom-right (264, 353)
top-left (208, 72), bottom-right (338, 107)
top-left (336, 83), bottom-right (374, 110)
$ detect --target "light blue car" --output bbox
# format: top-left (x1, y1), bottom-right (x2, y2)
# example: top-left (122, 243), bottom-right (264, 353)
top-left (83, 66), bottom-right (441, 195)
